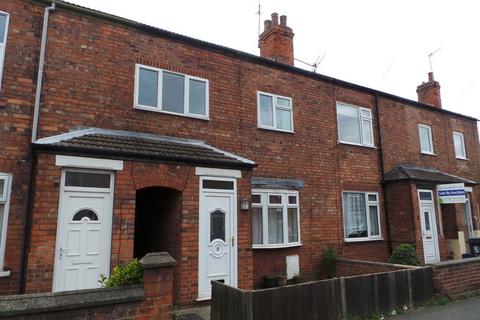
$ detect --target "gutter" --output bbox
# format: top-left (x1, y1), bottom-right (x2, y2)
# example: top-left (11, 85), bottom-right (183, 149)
top-left (31, 2), bottom-right (56, 142)
top-left (31, 0), bottom-right (478, 123)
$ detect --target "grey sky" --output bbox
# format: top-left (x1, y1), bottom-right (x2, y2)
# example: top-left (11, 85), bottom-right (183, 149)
top-left (67, 0), bottom-right (479, 125)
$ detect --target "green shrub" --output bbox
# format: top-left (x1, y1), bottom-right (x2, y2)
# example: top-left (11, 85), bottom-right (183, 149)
top-left (99, 259), bottom-right (143, 288)
top-left (388, 244), bottom-right (420, 266)
top-left (320, 246), bottom-right (337, 278)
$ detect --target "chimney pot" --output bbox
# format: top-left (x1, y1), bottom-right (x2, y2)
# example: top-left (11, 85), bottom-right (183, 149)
top-left (280, 15), bottom-right (287, 26)
top-left (264, 19), bottom-right (272, 30)
top-left (428, 72), bottom-right (434, 82)
top-left (271, 13), bottom-right (279, 25)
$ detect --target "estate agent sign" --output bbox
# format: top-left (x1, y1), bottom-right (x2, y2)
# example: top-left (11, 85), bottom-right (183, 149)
top-left (437, 183), bottom-right (466, 204)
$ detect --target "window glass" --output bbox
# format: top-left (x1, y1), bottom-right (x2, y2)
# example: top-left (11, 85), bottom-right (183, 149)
top-left (252, 207), bottom-right (263, 244)
top-left (259, 94), bottom-right (274, 126)
top-left (189, 79), bottom-right (206, 115)
top-left (453, 132), bottom-right (466, 159)
top-left (362, 119), bottom-right (373, 146)
top-left (344, 193), bottom-right (367, 238)
top-left (369, 206), bottom-right (379, 236)
top-left (419, 191), bottom-right (432, 201)
top-left (162, 71), bottom-right (185, 114)
top-left (0, 180), bottom-right (4, 197)
top-left (368, 194), bottom-right (378, 202)
top-left (269, 195), bottom-right (282, 204)
top-left (0, 205), bottom-right (4, 249)
top-left (138, 68), bottom-right (158, 107)
top-left (65, 172), bottom-right (110, 188)
top-left (210, 210), bottom-right (225, 242)
top-left (337, 104), bottom-right (361, 144)
top-left (252, 194), bottom-right (261, 204)
top-left (419, 125), bottom-right (433, 153)
top-left (268, 208), bottom-right (283, 244)
top-left (202, 180), bottom-right (234, 190)
top-left (0, 13), bottom-right (7, 43)
top-left (288, 195), bottom-right (297, 205)
top-left (288, 208), bottom-right (299, 242)
top-left (276, 97), bottom-right (290, 108)
top-left (73, 209), bottom-right (99, 222)
top-left (276, 108), bottom-right (292, 131)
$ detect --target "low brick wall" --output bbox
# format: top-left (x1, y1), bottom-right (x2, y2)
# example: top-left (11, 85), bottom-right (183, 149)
top-left (0, 252), bottom-right (175, 320)
top-left (432, 257), bottom-right (480, 298)
top-left (336, 258), bottom-right (419, 277)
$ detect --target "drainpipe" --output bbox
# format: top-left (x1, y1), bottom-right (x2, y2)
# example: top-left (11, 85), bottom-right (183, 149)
top-left (374, 94), bottom-right (393, 254)
top-left (31, 2), bottom-right (56, 143)
top-left (19, 2), bottom-right (56, 294)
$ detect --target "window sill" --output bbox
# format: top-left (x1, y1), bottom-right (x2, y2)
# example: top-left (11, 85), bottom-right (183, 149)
top-left (344, 238), bottom-right (383, 243)
top-left (134, 105), bottom-right (210, 121)
top-left (257, 126), bottom-right (294, 134)
top-left (0, 270), bottom-right (11, 278)
top-left (456, 157), bottom-right (468, 161)
top-left (338, 141), bottom-right (376, 149)
top-left (421, 151), bottom-right (436, 156)
top-left (252, 242), bottom-right (302, 249)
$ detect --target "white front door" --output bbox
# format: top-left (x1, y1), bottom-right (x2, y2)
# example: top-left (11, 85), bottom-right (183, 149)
top-left (53, 170), bottom-right (114, 292)
top-left (418, 190), bottom-right (440, 264)
top-left (198, 177), bottom-right (237, 300)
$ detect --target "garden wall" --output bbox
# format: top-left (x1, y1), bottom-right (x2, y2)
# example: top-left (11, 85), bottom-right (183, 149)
top-left (336, 258), bottom-right (419, 277)
top-left (432, 257), bottom-right (480, 298)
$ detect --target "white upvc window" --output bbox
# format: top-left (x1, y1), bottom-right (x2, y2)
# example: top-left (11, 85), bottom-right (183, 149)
top-left (252, 190), bottom-right (300, 248)
top-left (343, 192), bottom-right (381, 242)
top-left (257, 92), bottom-right (294, 133)
top-left (419, 124), bottom-right (434, 155)
top-left (0, 11), bottom-right (10, 92)
top-left (134, 64), bottom-right (209, 119)
top-left (0, 173), bottom-right (12, 276)
top-left (453, 131), bottom-right (467, 160)
top-left (336, 102), bottom-right (374, 147)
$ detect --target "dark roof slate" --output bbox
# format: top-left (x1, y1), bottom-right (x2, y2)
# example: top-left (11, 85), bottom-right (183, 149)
top-left (32, 128), bottom-right (255, 169)
top-left (384, 165), bottom-right (477, 185)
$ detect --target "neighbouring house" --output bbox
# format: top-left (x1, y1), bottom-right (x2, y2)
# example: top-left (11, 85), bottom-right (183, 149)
top-left (0, 0), bottom-right (478, 306)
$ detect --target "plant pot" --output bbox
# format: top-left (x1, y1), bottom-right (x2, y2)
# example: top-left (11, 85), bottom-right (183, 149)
top-left (277, 275), bottom-right (287, 287)
top-left (263, 276), bottom-right (277, 288)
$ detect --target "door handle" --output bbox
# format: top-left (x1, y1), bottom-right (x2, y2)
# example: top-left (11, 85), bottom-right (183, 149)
top-left (59, 247), bottom-right (67, 259)
top-left (231, 236), bottom-right (235, 247)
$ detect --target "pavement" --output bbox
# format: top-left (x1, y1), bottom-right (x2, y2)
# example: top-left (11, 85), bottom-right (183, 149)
top-left (393, 297), bottom-right (480, 320)
top-left (176, 306), bottom-right (210, 320)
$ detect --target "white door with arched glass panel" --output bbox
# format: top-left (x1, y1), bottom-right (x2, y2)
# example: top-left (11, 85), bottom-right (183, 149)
top-left (198, 177), bottom-right (237, 300)
top-left (418, 190), bottom-right (440, 264)
top-left (53, 170), bottom-right (114, 292)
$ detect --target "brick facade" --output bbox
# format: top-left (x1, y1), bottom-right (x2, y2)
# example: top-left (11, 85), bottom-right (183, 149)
top-left (0, 0), bottom-right (479, 306)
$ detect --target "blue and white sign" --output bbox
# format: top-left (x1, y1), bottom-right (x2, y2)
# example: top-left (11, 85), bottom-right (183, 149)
top-left (437, 183), bottom-right (466, 204)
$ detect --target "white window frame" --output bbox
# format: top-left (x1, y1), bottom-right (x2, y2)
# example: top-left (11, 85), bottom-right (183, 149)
top-left (134, 64), bottom-right (209, 120)
top-left (418, 124), bottom-right (435, 155)
top-left (257, 91), bottom-right (294, 133)
top-left (342, 191), bottom-right (382, 242)
top-left (252, 189), bottom-right (301, 249)
top-left (0, 11), bottom-right (10, 93)
top-left (0, 173), bottom-right (12, 276)
top-left (453, 131), bottom-right (467, 160)
top-left (336, 102), bottom-right (374, 147)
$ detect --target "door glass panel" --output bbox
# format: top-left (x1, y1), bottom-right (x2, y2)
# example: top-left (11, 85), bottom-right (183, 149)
top-left (162, 71), bottom-right (185, 114)
top-left (424, 210), bottom-right (431, 231)
top-left (202, 180), bottom-right (234, 190)
top-left (268, 208), bottom-right (283, 244)
top-left (65, 172), bottom-right (110, 188)
top-left (210, 210), bottom-right (225, 242)
top-left (72, 209), bottom-right (99, 222)
top-left (419, 192), bottom-right (432, 201)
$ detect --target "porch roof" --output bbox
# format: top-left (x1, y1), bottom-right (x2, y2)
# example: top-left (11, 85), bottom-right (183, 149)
top-left (384, 165), bottom-right (477, 185)
top-left (32, 128), bottom-right (256, 169)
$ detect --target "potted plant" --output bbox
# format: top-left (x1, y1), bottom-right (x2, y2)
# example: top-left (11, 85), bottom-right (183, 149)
top-left (263, 275), bottom-right (277, 288)
top-left (277, 274), bottom-right (288, 286)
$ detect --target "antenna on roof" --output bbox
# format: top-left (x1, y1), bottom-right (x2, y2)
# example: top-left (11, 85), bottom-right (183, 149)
top-left (256, 0), bottom-right (262, 37)
top-left (428, 47), bottom-right (442, 73)
top-left (295, 53), bottom-right (326, 72)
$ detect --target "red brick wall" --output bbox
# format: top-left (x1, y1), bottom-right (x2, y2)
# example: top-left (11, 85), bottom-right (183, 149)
top-left (336, 258), bottom-right (415, 277)
top-left (385, 181), bottom-right (415, 249)
top-left (432, 258), bottom-right (480, 298)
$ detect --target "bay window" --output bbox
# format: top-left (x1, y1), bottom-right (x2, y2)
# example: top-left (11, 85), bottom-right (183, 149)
top-left (252, 190), bottom-right (300, 248)
top-left (343, 192), bottom-right (381, 241)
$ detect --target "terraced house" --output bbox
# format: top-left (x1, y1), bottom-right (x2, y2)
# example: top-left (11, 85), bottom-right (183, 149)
top-left (0, 0), bottom-right (479, 306)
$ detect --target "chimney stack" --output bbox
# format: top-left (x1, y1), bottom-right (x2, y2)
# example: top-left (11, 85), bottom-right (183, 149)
top-left (259, 13), bottom-right (294, 65)
top-left (416, 72), bottom-right (442, 108)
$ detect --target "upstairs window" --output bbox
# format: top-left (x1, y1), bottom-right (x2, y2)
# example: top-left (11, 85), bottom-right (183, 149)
top-left (0, 11), bottom-right (10, 92)
top-left (0, 173), bottom-right (12, 275)
top-left (134, 64), bottom-right (209, 119)
top-left (419, 124), bottom-right (434, 155)
top-left (453, 131), bottom-right (467, 160)
top-left (257, 92), bottom-right (293, 132)
top-left (343, 192), bottom-right (381, 241)
top-left (336, 102), bottom-right (374, 147)
top-left (252, 190), bottom-right (300, 248)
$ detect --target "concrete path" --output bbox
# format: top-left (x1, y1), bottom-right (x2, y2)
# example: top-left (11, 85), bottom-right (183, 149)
top-left (393, 297), bottom-right (480, 320)
top-left (176, 306), bottom-right (210, 320)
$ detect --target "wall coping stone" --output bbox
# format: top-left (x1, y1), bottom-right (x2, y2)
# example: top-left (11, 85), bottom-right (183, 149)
top-left (432, 256), bottom-right (480, 268)
top-left (336, 257), bottom-right (420, 270)
top-left (0, 285), bottom-right (144, 317)
top-left (140, 251), bottom-right (176, 269)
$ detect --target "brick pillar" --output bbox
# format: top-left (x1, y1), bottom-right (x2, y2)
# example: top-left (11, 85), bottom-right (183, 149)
top-left (139, 252), bottom-right (176, 320)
